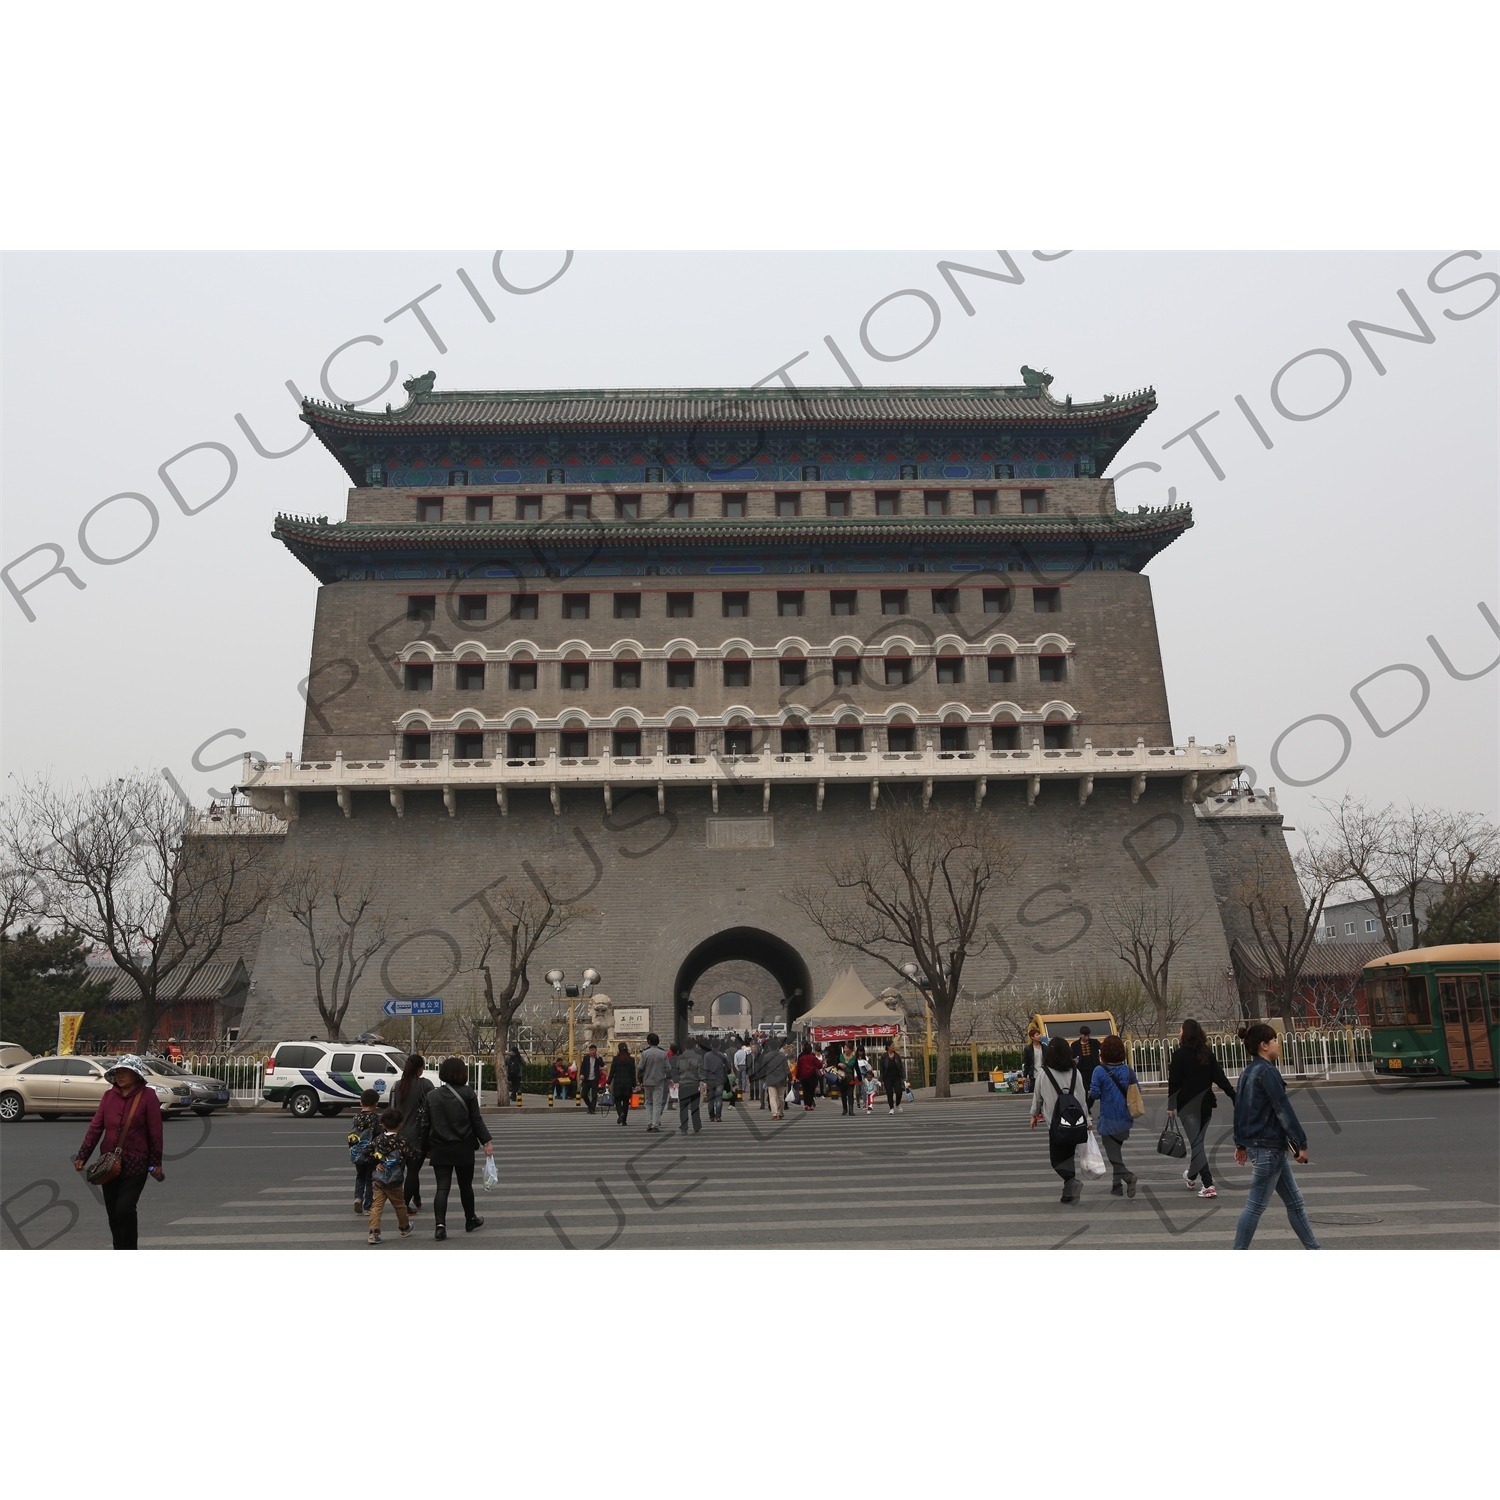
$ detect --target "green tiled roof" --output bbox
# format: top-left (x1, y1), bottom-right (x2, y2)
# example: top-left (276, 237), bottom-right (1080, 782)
top-left (301, 383), bottom-right (1156, 433)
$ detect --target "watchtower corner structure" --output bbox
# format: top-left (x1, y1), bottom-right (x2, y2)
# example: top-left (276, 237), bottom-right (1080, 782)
top-left (234, 370), bottom-right (1294, 1043)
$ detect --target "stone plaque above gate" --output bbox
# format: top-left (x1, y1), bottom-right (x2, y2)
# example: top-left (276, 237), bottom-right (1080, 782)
top-left (705, 816), bottom-right (774, 849)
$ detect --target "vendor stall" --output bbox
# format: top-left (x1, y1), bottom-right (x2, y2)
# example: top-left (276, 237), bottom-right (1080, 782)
top-left (797, 970), bottom-right (905, 1046)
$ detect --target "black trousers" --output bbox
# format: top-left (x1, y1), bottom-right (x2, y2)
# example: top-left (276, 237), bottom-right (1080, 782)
top-left (1048, 1136), bottom-right (1078, 1181)
top-left (581, 1080), bottom-right (599, 1112)
top-left (615, 1091), bottom-right (631, 1124)
top-left (678, 1090), bottom-right (701, 1132)
top-left (432, 1159), bottom-right (476, 1226)
top-left (403, 1156), bottom-right (423, 1210)
top-left (839, 1080), bottom-right (856, 1114)
top-left (885, 1080), bottom-right (903, 1110)
top-left (102, 1173), bottom-right (148, 1250)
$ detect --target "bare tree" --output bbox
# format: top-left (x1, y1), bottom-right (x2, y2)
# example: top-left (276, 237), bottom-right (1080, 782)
top-left (1103, 890), bottom-right (1203, 1039)
top-left (787, 798), bottom-right (1019, 1097)
top-left (1319, 796), bottom-right (1499, 949)
top-left (1232, 832), bottom-right (1346, 1024)
top-left (7, 773), bottom-right (282, 1049)
top-left (467, 875), bottom-right (591, 1108)
top-left (281, 860), bottom-right (391, 1040)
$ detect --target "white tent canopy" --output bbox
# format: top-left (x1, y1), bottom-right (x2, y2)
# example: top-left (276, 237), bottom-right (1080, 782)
top-left (796, 969), bottom-right (905, 1032)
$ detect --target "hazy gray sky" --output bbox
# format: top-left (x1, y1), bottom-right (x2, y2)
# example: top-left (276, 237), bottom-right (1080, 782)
top-left (3, 250), bottom-right (1496, 842)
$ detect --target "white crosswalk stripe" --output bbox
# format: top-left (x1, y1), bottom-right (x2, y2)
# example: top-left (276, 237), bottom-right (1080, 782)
top-left (138, 1098), bottom-right (1500, 1250)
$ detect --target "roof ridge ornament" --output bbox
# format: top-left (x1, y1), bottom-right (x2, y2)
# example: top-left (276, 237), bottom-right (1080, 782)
top-left (403, 370), bottom-right (437, 398)
top-left (1019, 364), bottom-right (1053, 390)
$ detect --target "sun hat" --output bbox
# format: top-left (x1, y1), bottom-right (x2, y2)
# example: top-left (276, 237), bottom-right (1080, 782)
top-left (106, 1054), bottom-right (152, 1082)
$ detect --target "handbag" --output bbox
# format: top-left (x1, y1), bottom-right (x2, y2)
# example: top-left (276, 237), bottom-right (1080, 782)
top-left (85, 1087), bottom-right (146, 1185)
top-left (1079, 1130), bottom-right (1108, 1180)
top-left (1157, 1115), bottom-right (1188, 1158)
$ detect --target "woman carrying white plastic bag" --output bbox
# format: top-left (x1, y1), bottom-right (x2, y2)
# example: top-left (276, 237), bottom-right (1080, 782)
top-left (1079, 1129), bottom-right (1108, 1181)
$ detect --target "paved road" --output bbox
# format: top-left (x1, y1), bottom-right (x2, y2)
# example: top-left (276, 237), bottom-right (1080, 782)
top-left (3, 1081), bottom-right (1496, 1250)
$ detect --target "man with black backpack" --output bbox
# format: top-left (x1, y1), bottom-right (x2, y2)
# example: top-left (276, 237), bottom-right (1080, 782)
top-left (1030, 1035), bottom-right (1093, 1203)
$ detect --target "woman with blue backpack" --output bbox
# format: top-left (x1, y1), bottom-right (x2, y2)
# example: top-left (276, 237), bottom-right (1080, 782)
top-left (1088, 1035), bottom-right (1141, 1198)
top-left (1031, 1035), bottom-right (1093, 1202)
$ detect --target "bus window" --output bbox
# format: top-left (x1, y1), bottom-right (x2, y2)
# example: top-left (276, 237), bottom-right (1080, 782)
top-left (1405, 977), bottom-right (1431, 1026)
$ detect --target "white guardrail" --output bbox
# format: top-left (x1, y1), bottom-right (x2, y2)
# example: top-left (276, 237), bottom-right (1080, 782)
top-left (1127, 1028), bottom-right (1373, 1086)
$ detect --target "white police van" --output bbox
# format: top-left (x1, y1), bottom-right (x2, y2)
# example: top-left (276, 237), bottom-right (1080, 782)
top-left (263, 1041), bottom-right (407, 1118)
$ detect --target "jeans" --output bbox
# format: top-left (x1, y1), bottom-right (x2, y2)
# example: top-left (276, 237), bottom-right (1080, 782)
top-left (433, 1160), bottom-right (477, 1227)
top-left (369, 1181), bottom-right (409, 1234)
top-left (102, 1173), bottom-right (148, 1250)
top-left (581, 1080), bottom-right (599, 1113)
top-left (678, 1088), bottom-right (702, 1132)
top-left (736, 1066), bottom-right (748, 1095)
top-left (707, 1086), bottom-right (723, 1122)
top-left (1179, 1096), bottom-right (1214, 1187)
top-left (644, 1083), bottom-right (668, 1128)
top-left (552, 1082), bottom-right (568, 1101)
top-left (1234, 1146), bottom-right (1321, 1249)
top-left (354, 1162), bottom-right (374, 1210)
top-left (1101, 1130), bottom-right (1132, 1185)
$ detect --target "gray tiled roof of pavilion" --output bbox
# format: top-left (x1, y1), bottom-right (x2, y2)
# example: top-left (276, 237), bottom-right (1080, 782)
top-left (272, 506), bottom-right (1193, 583)
top-left (301, 384), bottom-right (1156, 431)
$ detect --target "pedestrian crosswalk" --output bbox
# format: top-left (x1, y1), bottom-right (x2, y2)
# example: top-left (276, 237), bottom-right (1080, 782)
top-left (140, 1096), bottom-right (1500, 1250)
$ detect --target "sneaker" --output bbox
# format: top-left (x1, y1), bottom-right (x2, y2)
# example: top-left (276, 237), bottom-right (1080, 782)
top-left (1126, 1174), bottom-right (1138, 1199)
top-left (400, 1224), bottom-right (413, 1236)
top-left (434, 1225), bottom-right (447, 1241)
top-left (1197, 1185), bottom-right (1218, 1198)
top-left (888, 1107), bottom-right (895, 1114)
top-left (367, 1231), bottom-right (382, 1244)
top-left (354, 1201), bottom-right (364, 1214)
top-left (1183, 1169), bottom-right (1198, 1190)
top-left (465, 1216), bottom-right (484, 1232)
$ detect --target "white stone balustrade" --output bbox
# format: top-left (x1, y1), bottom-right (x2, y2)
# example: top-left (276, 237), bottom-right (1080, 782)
top-left (237, 736), bottom-right (1243, 819)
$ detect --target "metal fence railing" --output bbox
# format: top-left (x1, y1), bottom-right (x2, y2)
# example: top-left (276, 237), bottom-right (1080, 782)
top-left (1126, 1028), bottom-right (1372, 1086)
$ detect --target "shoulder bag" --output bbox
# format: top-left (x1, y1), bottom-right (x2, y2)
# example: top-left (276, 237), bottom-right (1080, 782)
top-left (1156, 1115), bottom-right (1187, 1158)
top-left (1124, 1073), bottom-right (1146, 1119)
top-left (86, 1087), bottom-right (147, 1184)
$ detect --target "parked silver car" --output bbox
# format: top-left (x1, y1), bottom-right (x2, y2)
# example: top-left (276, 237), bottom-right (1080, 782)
top-left (140, 1058), bottom-right (233, 1115)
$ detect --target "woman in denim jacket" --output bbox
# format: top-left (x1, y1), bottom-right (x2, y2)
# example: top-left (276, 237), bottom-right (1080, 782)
top-left (1231, 1023), bottom-right (1320, 1250)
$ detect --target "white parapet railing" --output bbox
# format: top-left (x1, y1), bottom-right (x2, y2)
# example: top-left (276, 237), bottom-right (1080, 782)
top-left (237, 736), bottom-right (1243, 818)
top-left (177, 1053), bottom-right (270, 1101)
top-left (1127, 1028), bottom-right (1373, 1087)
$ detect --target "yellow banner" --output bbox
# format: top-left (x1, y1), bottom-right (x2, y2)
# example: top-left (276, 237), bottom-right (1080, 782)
top-left (57, 1012), bottom-right (86, 1056)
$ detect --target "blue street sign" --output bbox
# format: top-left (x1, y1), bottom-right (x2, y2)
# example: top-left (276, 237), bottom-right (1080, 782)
top-left (382, 997), bottom-right (444, 1017)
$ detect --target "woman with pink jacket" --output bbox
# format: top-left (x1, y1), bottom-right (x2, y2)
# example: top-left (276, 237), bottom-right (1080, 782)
top-left (73, 1055), bottom-right (164, 1249)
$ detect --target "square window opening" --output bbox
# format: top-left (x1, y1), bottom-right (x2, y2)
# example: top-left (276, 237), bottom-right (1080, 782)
top-left (1043, 724), bottom-right (1070, 750)
top-left (826, 494), bottom-right (850, 517)
top-left (457, 663), bottom-right (485, 690)
top-left (404, 663), bottom-right (433, 691)
top-left (508, 662), bottom-right (537, 690)
top-left (613, 730), bottom-right (642, 758)
top-left (887, 726), bottom-right (916, 753)
top-left (982, 588), bottom-right (1011, 614)
top-left (830, 590), bottom-right (857, 616)
top-left (459, 594), bottom-right (487, 622)
top-left (406, 594), bottom-right (436, 622)
top-left (925, 492), bottom-right (948, 517)
top-left (613, 661), bottom-right (641, 690)
top-left (722, 591), bottom-right (749, 618)
top-left (973, 490), bottom-right (997, 515)
top-left (1038, 655), bottom-right (1067, 683)
top-left (455, 731), bottom-right (485, 758)
top-left (669, 496), bottom-right (693, 519)
top-left (561, 662), bottom-right (590, 691)
top-left (779, 659), bottom-right (807, 688)
top-left (884, 659), bottom-right (910, 686)
top-left (940, 726), bottom-right (968, 752)
top-left (833, 659), bottom-right (860, 687)
top-left (875, 491), bottom-right (900, 516)
top-left (666, 592), bottom-right (694, 619)
top-left (507, 731), bottom-right (536, 759)
top-left (987, 656), bottom-right (1016, 684)
top-left (562, 594), bottom-right (590, 620)
top-left (566, 496), bottom-right (592, 520)
top-left (402, 731), bottom-right (431, 759)
top-left (516, 497), bottom-right (542, 521)
top-left (613, 593), bottom-right (640, 620)
top-left (936, 657), bottom-right (963, 685)
top-left (991, 724), bottom-right (1020, 751)
top-left (775, 493), bottom-right (800, 518)
top-left (722, 660), bottom-right (751, 688)
top-left (1033, 587), bottom-right (1061, 613)
top-left (615, 495), bottom-right (641, 520)
top-left (419, 500), bottom-right (444, 523)
top-left (880, 590), bottom-right (908, 616)
top-left (510, 594), bottom-right (538, 621)
top-left (724, 729), bottom-right (753, 756)
top-left (1021, 489), bottom-right (1046, 515)
top-left (667, 661), bottom-right (695, 689)
top-left (834, 727), bottom-right (863, 753)
top-left (931, 588), bottom-right (959, 614)
top-left (467, 498), bottom-right (492, 522)
top-left (667, 730), bottom-right (696, 756)
top-left (560, 731), bottom-right (589, 758)
top-left (781, 726), bottom-right (809, 754)
top-left (777, 591), bottom-right (805, 617)
top-left (723, 495), bottom-right (746, 518)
